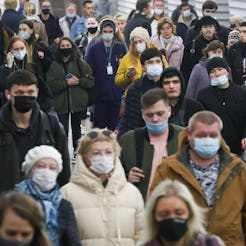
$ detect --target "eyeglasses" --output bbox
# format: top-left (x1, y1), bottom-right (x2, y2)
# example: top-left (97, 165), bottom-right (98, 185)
top-left (87, 130), bottom-right (112, 139)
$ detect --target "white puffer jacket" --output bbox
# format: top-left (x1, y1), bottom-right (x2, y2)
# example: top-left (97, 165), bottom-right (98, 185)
top-left (61, 156), bottom-right (144, 246)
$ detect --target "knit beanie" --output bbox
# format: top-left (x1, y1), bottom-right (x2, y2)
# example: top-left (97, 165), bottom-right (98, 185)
top-left (228, 29), bottom-right (240, 44)
top-left (99, 18), bottom-right (116, 32)
top-left (207, 57), bottom-right (229, 74)
top-left (140, 48), bottom-right (162, 65)
top-left (22, 145), bottom-right (63, 176)
top-left (198, 16), bottom-right (218, 30)
top-left (130, 27), bottom-right (150, 43)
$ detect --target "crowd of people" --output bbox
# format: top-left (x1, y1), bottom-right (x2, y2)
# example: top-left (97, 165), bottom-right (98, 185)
top-left (0, 0), bottom-right (246, 245)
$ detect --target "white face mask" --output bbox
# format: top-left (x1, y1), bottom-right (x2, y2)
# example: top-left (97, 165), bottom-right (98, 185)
top-left (136, 42), bottom-right (146, 53)
top-left (146, 63), bottom-right (163, 77)
top-left (154, 8), bottom-right (164, 16)
top-left (32, 168), bottom-right (58, 191)
top-left (13, 48), bottom-right (27, 61)
top-left (89, 155), bottom-right (114, 174)
top-left (211, 74), bottom-right (228, 87)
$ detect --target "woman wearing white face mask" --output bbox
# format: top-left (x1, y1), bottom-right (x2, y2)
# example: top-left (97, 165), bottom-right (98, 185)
top-left (15, 145), bottom-right (81, 246)
top-left (0, 36), bottom-right (53, 112)
top-left (61, 128), bottom-right (144, 246)
top-left (151, 17), bottom-right (184, 69)
top-left (115, 27), bottom-right (168, 120)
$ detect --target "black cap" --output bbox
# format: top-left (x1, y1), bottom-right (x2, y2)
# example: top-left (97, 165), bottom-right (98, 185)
top-left (99, 19), bottom-right (116, 32)
top-left (207, 57), bottom-right (229, 74)
top-left (198, 16), bottom-right (218, 30)
top-left (140, 48), bottom-right (162, 65)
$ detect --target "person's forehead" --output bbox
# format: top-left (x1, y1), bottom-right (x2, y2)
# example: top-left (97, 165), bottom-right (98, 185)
top-left (145, 56), bottom-right (162, 62)
top-left (193, 121), bottom-right (220, 132)
top-left (163, 75), bottom-right (180, 81)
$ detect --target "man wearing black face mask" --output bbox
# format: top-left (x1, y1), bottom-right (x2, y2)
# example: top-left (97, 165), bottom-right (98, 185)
top-left (0, 70), bottom-right (71, 192)
top-left (39, 0), bottom-right (63, 49)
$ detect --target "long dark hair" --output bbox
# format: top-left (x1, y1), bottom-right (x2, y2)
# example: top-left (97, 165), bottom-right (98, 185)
top-left (54, 37), bottom-right (79, 62)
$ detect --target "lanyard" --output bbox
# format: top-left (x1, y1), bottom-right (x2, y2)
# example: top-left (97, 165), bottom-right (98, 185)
top-left (105, 43), bottom-right (113, 65)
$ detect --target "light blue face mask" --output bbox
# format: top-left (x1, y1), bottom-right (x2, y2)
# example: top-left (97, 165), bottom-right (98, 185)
top-left (145, 120), bottom-right (168, 135)
top-left (18, 32), bottom-right (31, 40)
top-left (154, 8), bottom-right (164, 16)
top-left (211, 75), bottom-right (228, 87)
top-left (102, 33), bottom-right (114, 41)
top-left (67, 13), bottom-right (76, 18)
top-left (194, 137), bottom-right (220, 159)
top-left (183, 9), bottom-right (191, 18)
top-left (146, 64), bottom-right (163, 78)
top-left (204, 12), bottom-right (216, 19)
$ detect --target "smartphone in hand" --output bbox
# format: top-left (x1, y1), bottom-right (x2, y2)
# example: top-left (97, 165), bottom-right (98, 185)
top-left (65, 73), bottom-right (74, 79)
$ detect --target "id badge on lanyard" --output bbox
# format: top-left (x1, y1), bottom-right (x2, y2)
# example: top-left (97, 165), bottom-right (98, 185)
top-left (107, 63), bottom-right (113, 75)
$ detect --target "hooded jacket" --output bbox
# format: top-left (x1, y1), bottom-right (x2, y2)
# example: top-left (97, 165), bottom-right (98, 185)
top-left (162, 67), bottom-right (204, 127)
top-left (150, 129), bottom-right (246, 246)
top-left (0, 102), bottom-right (70, 192)
top-left (61, 156), bottom-right (144, 246)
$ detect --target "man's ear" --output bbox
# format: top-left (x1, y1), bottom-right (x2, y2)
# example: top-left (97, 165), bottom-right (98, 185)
top-left (5, 90), bottom-right (11, 100)
top-left (142, 64), bottom-right (146, 73)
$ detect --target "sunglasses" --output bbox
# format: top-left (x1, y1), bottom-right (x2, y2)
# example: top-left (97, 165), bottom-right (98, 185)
top-left (87, 130), bottom-right (112, 139)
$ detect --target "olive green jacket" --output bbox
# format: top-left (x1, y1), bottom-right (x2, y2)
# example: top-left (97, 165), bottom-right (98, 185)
top-left (47, 58), bottom-right (95, 114)
top-left (119, 124), bottom-right (183, 199)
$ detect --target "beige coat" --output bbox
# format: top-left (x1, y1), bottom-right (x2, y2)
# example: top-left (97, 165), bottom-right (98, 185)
top-left (61, 156), bottom-right (144, 246)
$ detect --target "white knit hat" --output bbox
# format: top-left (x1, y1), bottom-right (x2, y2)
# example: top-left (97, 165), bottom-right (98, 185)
top-left (130, 27), bottom-right (150, 43)
top-left (22, 145), bottom-right (63, 176)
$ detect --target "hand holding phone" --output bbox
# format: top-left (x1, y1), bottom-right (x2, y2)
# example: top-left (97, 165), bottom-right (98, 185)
top-left (126, 66), bottom-right (137, 78)
top-left (65, 73), bottom-right (74, 79)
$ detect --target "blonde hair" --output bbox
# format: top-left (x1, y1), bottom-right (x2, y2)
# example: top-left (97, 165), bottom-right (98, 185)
top-left (77, 128), bottom-right (121, 158)
top-left (114, 13), bottom-right (127, 22)
top-left (4, 0), bottom-right (17, 9)
top-left (157, 17), bottom-right (176, 37)
top-left (24, 2), bottom-right (36, 16)
top-left (142, 179), bottom-right (207, 244)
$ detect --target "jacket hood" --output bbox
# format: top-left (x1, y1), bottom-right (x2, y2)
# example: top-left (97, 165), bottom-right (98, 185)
top-left (161, 67), bottom-right (186, 100)
top-left (70, 155), bottom-right (127, 193)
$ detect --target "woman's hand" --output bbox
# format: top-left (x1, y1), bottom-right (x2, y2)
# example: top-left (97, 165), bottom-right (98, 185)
top-left (37, 51), bottom-right (45, 59)
top-left (6, 52), bottom-right (14, 68)
top-left (67, 76), bottom-right (79, 86)
top-left (125, 66), bottom-right (137, 78)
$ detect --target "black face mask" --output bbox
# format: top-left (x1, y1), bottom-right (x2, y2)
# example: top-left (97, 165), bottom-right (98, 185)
top-left (157, 218), bottom-right (188, 242)
top-left (42, 8), bottom-right (50, 15)
top-left (58, 48), bottom-right (72, 57)
top-left (14, 96), bottom-right (36, 113)
top-left (0, 237), bottom-right (31, 246)
top-left (87, 27), bottom-right (98, 34)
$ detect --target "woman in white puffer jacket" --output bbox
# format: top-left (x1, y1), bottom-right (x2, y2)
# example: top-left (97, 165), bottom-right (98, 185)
top-left (61, 128), bottom-right (144, 246)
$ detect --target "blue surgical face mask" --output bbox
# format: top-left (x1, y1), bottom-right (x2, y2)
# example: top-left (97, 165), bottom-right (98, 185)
top-left (13, 48), bottom-right (27, 61)
top-left (146, 64), bottom-right (163, 78)
top-left (208, 54), bottom-right (223, 59)
top-left (183, 9), bottom-right (191, 17)
top-left (102, 33), bottom-right (114, 41)
top-left (194, 137), bottom-right (220, 159)
top-left (67, 13), bottom-right (76, 18)
top-left (211, 75), bottom-right (228, 87)
top-left (18, 31), bottom-right (31, 40)
top-left (154, 8), bottom-right (164, 16)
top-left (145, 120), bottom-right (168, 135)
top-left (204, 12), bottom-right (216, 19)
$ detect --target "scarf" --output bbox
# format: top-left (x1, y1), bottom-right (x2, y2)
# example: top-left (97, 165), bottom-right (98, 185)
top-left (16, 179), bottom-right (62, 246)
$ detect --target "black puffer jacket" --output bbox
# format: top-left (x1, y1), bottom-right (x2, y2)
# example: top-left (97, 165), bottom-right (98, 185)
top-left (227, 42), bottom-right (246, 86)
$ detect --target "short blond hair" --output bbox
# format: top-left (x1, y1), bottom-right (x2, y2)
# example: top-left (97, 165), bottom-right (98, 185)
top-left (24, 2), bottom-right (36, 16)
top-left (4, 0), bottom-right (17, 9)
top-left (77, 128), bottom-right (121, 158)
